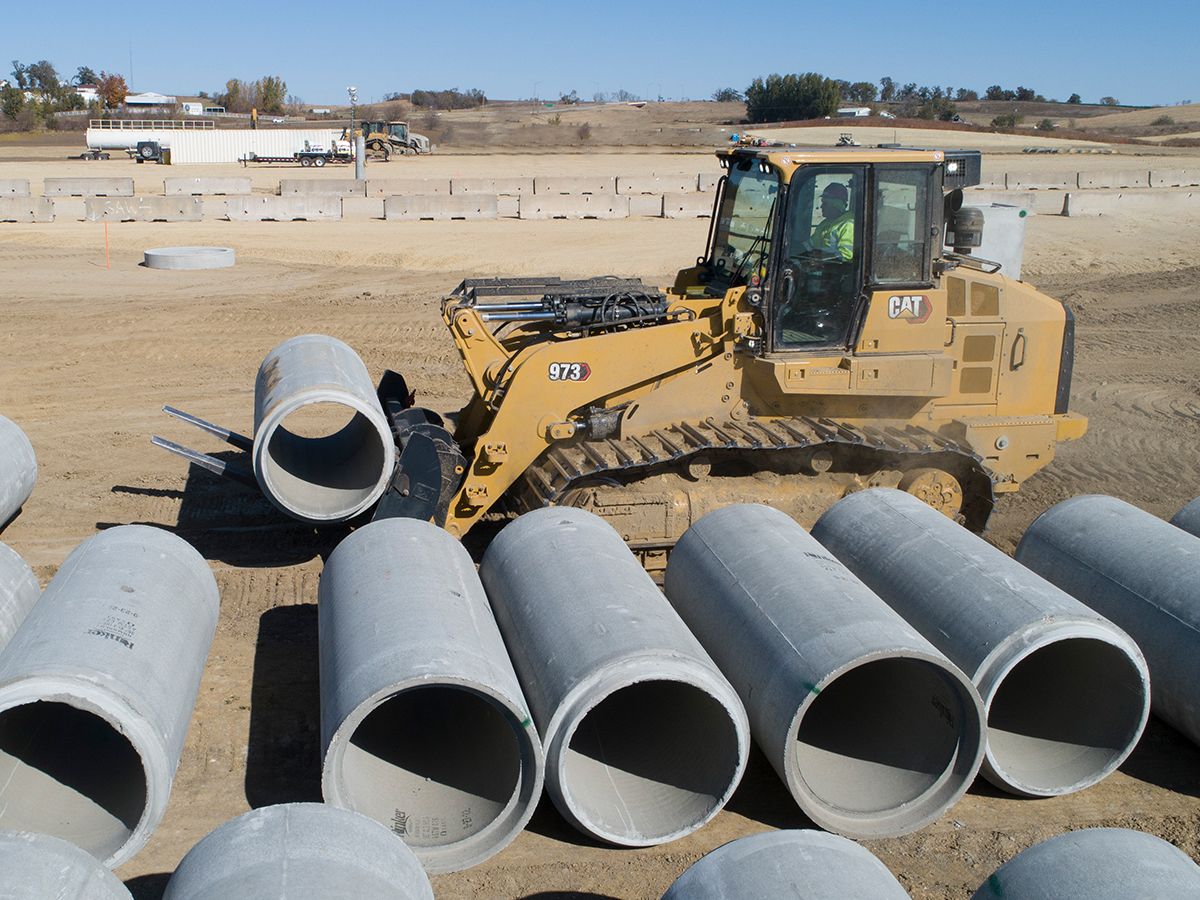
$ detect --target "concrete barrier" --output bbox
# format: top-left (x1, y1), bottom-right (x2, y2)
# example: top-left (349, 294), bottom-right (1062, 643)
top-left (1150, 169), bottom-right (1200, 187)
top-left (1003, 172), bottom-right (1073, 190)
top-left (451, 177), bottom-right (534, 196)
top-left (533, 176), bottom-right (616, 195)
top-left (164, 177), bottom-right (251, 196)
top-left (43, 177), bottom-right (134, 197)
top-left (629, 194), bottom-right (664, 217)
top-left (1076, 170), bottom-right (1150, 189)
top-left (279, 178), bottom-right (366, 197)
top-left (497, 195), bottom-right (519, 217)
top-left (85, 197), bottom-right (204, 222)
top-left (663, 192), bottom-right (712, 218)
top-left (224, 195), bottom-right (342, 221)
top-left (618, 175), bottom-right (698, 195)
top-left (0, 198), bottom-right (54, 223)
top-left (697, 173), bottom-right (720, 192)
top-left (340, 197), bottom-right (386, 220)
top-left (0, 179), bottom-right (30, 197)
top-left (519, 194), bottom-right (630, 219)
top-left (366, 177), bottom-right (451, 197)
top-left (964, 190), bottom-right (1063, 215)
top-left (384, 194), bottom-right (499, 221)
top-left (50, 198), bottom-right (86, 221)
top-left (1062, 190), bottom-right (1200, 217)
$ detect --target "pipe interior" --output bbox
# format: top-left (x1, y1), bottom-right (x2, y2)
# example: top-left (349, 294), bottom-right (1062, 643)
top-left (564, 680), bottom-right (740, 841)
top-left (343, 686), bottom-right (522, 848)
top-left (794, 658), bottom-right (967, 814)
top-left (263, 401), bottom-right (388, 518)
top-left (0, 700), bottom-right (147, 860)
top-left (987, 638), bottom-right (1146, 792)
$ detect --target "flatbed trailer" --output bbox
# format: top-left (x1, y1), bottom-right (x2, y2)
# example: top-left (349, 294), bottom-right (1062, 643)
top-left (239, 150), bottom-right (350, 168)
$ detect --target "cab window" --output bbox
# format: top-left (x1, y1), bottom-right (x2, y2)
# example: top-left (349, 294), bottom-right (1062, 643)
top-left (872, 165), bottom-right (934, 285)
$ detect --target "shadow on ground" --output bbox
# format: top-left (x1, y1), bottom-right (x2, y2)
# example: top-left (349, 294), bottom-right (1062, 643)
top-left (125, 873), bottom-right (169, 900)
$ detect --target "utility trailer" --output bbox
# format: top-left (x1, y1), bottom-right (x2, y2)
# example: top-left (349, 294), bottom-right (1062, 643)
top-left (239, 149), bottom-right (349, 168)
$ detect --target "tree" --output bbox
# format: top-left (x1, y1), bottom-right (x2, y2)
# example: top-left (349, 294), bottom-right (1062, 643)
top-left (560, 89), bottom-right (580, 104)
top-left (1099, 96), bottom-right (1119, 106)
top-left (1014, 86), bottom-right (1037, 102)
top-left (991, 113), bottom-right (1021, 130)
top-left (219, 78), bottom-right (246, 113)
top-left (1, 84), bottom-right (23, 120)
top-left (879, 76), bottom-right (895, 102)
top-left (10, 61), bottom-right (28, 90)
top-left (955, 88), bottom-right (979, 101)
top-left (745, 72), bottom-right (839, 123)
top-left (26, 60), bottom-right (61, 96)
top-left (255, 75), bottom-right (287, 114)
top-left (1035, 118), bottom-right (1056, 131)
top-left (985, 85), bottom-right (1007, 101)
top-left (712, 87), bottom-right (743, 103)
top-left (1067, 93), bottom-right (1081, 104)
top-left (75, 66), bottom-right (99, 86)
top-left (848, 81), bottom-right (877, 104)
top-left (96, 72), bottom-right (128, 110)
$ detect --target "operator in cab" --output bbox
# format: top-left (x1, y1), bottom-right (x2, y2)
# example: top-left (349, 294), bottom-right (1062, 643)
top-left (809, 182), bottom-right (855, 261)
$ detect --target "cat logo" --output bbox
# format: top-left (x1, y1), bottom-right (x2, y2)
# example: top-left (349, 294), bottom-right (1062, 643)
top-left (887, 294), bottom-right (931, 324)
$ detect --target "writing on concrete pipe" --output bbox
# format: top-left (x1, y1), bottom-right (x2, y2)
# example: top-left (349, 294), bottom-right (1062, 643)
top-left (0, 541), bottom-right (40, 654)
top-left (0, 525), bottom-right (219, 867)
top-left (971, 827), bottom-right (1200, 899)
top-left (0, 830), bottom-right (133, 900)
top-left (163, 803), bottom-right (434, 900)
top-left (320, 518), bottom-right (543, 874)
top-left (0, 414), bottom-right (37, 530)
top-left (1171, 495), bottom-right (1200, 538)
top-left (253, 334), bottom-right (395, 522)
top-left (812, 488), bottom-right (1149, 797)
top-left (664, 503), bottom-right (985, 839)
top-left (661, 829), bottom-right (912, 900)
top-left (480, 506), bottom-right (749, 847)
top-left (1017, 494), bottom-right (1200, 748)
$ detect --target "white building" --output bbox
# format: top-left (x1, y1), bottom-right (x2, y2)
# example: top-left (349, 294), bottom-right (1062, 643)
top-left (836, 106), bottom-right (872, 118)
top-left (75, 84), bottom-right (99, 103)
top-left (125, 91), bottom-right (177, 106)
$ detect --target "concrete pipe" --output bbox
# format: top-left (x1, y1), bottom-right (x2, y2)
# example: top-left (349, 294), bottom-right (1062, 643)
top-left (661, 829), bottom-right (911, 900)
top-left (665, 504), bottom-right (985, 839)
top-left (163, 803), bottom-right (434, 900)
top-left (0, 525), bottom-right (219, 867)
top-left (0, 830), bottom-right (133, 900)
top-left (320, 518), bottom-right (543, 874)
top-left (1171, 496), bottom-right (1200, 538)
top-left (253, 334), bottom-right (395, 522)
top-left (812, 489), bottom-right (1149, 797)
top-left (0, 540), bottom-right (40, 654)
top-left (0, 414), bottom-right (37, 529)
top-left (971, 827), bottom-right (1200, 899)
top-left (1017, 494), bottom-right (1200, 747)
top-left (480, 507), bottom-right (749, 847)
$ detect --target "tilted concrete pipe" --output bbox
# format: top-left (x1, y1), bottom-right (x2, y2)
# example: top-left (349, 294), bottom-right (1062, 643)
top-left (253, 334), bottom-right (395, 522)
top-left (0, 541), bottom-right (40, 654)
top-left (480, 506), bottom-right (749, 847)
top-left (0, 525), bottom-right (219, 867)
top-left (0, 414), bottom-right (37, 529)
top-left (661, 829), bottom-right (911, 900)
top-left (1171, 496), bottom-right (1200, 538)
top-left (812, 489), bottom-right (1149, 797)
top-left (0, 830), bottom-right (133, 900)
top-left (664, 504), bottom-right (985, 838)
top-left (1017, 494), bottom-right (1200, 747)
top-left (971, 827), bottom-right (1200, 899)
top-left (163, 803), bottom-right (434, 900)
top-left (320, 518), bottom-right (543, 873)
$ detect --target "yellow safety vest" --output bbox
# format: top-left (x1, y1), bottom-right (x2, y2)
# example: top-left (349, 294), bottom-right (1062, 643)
top-left (811, 212), bottom-right (854, 261)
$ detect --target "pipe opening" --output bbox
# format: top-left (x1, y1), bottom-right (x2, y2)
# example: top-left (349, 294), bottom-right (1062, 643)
top-left (794, 658), bottom-right (968, 814)
top-left (988, 638), bottom-right (1146, 792)
top-left (0, 701), bottom-right (147, 860)
top-left (262, 401), bottom-right (389, 519)
top-left (342, 686), bottom-right (522, 848)
top-left (564, 680), bottom-right (740, 841)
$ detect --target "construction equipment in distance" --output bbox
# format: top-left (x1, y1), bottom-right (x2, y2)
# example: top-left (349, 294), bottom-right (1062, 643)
top-left (359, 120), bottom-right (431, 159)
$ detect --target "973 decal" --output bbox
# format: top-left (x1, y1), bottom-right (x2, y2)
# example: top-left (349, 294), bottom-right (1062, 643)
top-left (549, 362), bottom-right (591, 381)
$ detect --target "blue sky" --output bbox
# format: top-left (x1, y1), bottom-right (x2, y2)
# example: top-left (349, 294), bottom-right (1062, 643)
top-left (3, 0), bottom-right (1195, 107)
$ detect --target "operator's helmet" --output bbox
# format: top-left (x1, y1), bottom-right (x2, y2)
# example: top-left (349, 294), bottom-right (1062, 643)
top-left (821, 182), bottom-right (849, 211)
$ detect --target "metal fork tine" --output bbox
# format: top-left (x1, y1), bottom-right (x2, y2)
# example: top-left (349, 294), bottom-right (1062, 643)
top-left (150, 436), bottom-right (259, 488)
top-left (162, 405), bottom-right (253, 451)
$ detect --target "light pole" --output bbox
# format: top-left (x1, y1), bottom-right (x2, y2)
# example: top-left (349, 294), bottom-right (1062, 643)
top-left (347, 86), bottom-right (362, 179)
top-left (347, 85), bottom-right (358, 135)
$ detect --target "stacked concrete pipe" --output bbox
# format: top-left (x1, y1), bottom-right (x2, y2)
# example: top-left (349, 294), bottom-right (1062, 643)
top-left (163, 803), bottom-right (434, 900)
top-left (812, 489), bottom-right (1150, 797)
top-left (0, 830), bottom-right (133, 900)
top-left (0, 525), bottom-right (219, 866)
top-left (253, 334), bottom-right (395, 522)
top-left (661, 829), bottom-right (911, 899)
top-left (480, 506), bottom-right (749, 847)
top-left (1017, 495), bottom-right (1200, 747)
top-left (1171, 495), bottom-right (1200, 537)
top-left (0, 541), bottom-right (40, 654)
top-left (971, 828), bottom-right (1200, 899)
top-left (664, 504), bottom-right (984, 838)
top-left (320, 518), bottom-right (543, 873)
top-left (0, 414), bottom-right (37, 529)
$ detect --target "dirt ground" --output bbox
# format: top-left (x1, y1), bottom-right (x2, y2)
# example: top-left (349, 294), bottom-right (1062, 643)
top-left (2, 146), bottom-right (1200, 898)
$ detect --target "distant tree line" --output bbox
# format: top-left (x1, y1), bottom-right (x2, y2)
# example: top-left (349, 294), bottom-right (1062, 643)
top-left (2, 59), bottom-right (129, 130)
top-left (215, 76), bottom-right (288, 114)
top-left (382, 88), bottom-right (487, 109)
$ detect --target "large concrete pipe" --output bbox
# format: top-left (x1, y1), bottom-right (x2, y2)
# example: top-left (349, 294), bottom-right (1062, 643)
top-left (320, 518), bottom-right (543, 874)
top-left (665, 504), bottom-right (985, 839)
top-left (0, 830), bottom-right (133, 900)
top-left (661, 829), bottom-right (911, 899)
top-left (1171, 496), bottom-right (1200, 537)
top-left (163, 803), bottom-right (434, 900)
top-left (812, 489), bottom-right (1149, 797)
top-left (0, 541), bottom-right (40, 654)
top-left (480, 507), bottom-right (749, 847)
top-left (0, 525), bottom-right (219, 867)
top-left (971, 827), bottom-right (1200, 899)
top-left (253, 334), bottom-right (394, 522)
top-left (0, 414), bottom-right (37, 529)
top-left (1016, 494), bottom-right (1200, 747)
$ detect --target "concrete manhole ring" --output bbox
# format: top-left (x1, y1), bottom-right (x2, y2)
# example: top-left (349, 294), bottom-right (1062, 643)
top-left (143, 246), bottom-right (236, 270)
